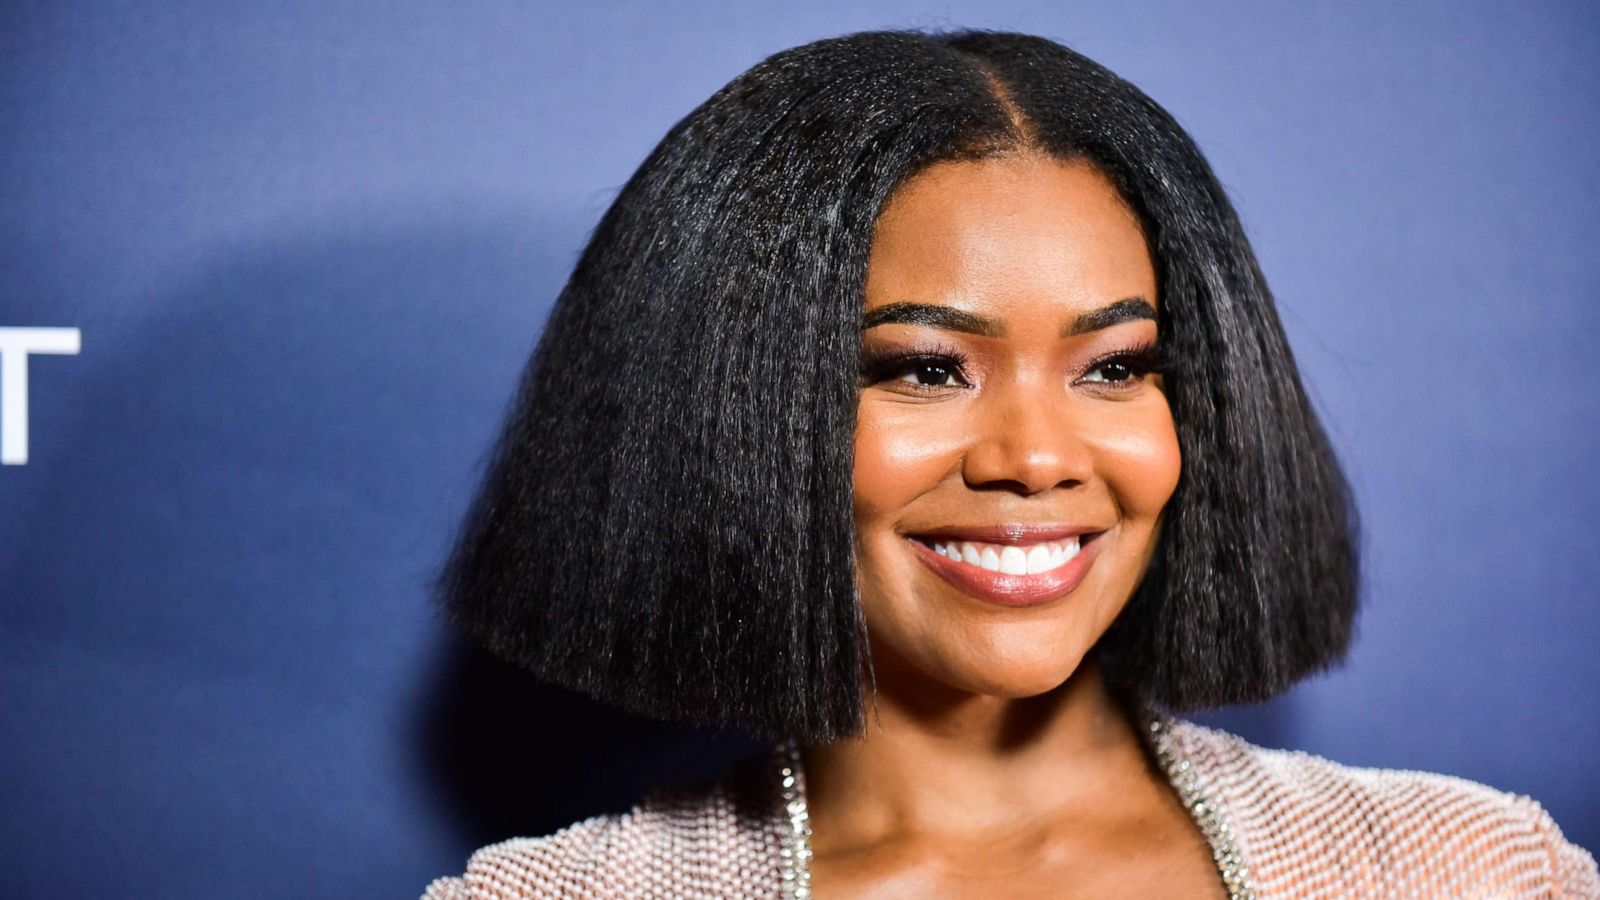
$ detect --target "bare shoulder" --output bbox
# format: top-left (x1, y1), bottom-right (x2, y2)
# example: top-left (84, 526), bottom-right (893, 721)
top-left (1167, 718), bottom-right (1600, 897)
top-left (421, 752), bottom-right (786, 899)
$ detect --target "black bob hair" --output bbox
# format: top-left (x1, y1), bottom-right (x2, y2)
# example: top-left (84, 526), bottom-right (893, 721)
top-left (440, 28), bottom-right (1359, 742)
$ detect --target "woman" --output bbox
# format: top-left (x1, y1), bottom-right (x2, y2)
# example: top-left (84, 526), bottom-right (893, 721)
top-left (424, 28), bottom-right (1598, 898)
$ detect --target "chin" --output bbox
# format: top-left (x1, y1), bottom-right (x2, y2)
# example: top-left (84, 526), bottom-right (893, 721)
top-left (919, 633), bottom-right (1097, 699)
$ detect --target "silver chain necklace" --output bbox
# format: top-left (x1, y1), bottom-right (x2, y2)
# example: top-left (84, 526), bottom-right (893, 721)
top-left (776, 710), bottom-right (1255, 899)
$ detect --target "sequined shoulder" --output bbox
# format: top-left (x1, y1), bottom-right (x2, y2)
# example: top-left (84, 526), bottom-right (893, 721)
top-left (1164, 718), bottom-right (1600, 898)
top-left (421, 814), bottom-right (625, 899)
top-left (421, 751), bottom-right (788, 899)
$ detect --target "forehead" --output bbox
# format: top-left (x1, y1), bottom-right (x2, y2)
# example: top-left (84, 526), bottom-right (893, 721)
top-left (864, 155), bottom-right (1157, 316)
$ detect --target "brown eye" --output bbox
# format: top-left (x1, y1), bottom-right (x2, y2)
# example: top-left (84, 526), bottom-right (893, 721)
top-left (1082, 360), bottom-right (1135, 384)
top-left (860, 346), bottom-right (972, 391)
top-left (898, 360), bottom-right (962, 387)
top-left (1075, 343), bottom-right (1166, 391)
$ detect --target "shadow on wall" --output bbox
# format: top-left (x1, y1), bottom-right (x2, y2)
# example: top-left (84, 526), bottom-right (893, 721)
top-left (415, 637), bottom-right (764, 847)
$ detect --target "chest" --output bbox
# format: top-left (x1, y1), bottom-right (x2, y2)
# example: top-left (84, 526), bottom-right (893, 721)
top-left (807, 806), bottom-right (1227, 899)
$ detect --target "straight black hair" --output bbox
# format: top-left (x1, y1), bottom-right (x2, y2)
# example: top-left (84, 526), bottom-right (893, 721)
top-left (440, 28), bottom-right (1359, 742)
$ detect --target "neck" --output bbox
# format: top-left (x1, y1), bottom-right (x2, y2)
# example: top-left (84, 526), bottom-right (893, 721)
top-left (799, 656), bottom-right (1151, 849)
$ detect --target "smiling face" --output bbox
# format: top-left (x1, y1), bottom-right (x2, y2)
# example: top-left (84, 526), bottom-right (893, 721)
top-left (852, 154), bottom-right (1182, 700)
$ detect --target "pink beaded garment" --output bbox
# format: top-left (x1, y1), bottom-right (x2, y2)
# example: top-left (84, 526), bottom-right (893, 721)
top-left (422, 716), bottom-right (1600, 898)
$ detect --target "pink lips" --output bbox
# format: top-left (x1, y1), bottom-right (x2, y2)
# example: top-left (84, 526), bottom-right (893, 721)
top-left (907, 527), bottom-right (1105, 608)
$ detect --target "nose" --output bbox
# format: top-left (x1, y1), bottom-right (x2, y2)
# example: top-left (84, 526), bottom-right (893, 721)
top-left (961, 379), bottom-right (1093, 495)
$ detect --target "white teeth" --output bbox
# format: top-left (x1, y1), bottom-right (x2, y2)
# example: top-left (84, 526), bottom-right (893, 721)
top-left (925, 535), bottom-right (1087, 575)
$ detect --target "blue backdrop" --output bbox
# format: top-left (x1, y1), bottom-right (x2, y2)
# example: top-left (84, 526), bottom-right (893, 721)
top-left (3, 2), bottom-right (1596, 897)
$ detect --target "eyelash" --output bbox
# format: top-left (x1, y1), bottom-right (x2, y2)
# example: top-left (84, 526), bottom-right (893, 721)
top-left (1078, 340), bottom-right (1168, 390)
top-left (858, 340), bottom-right (1167, 393)
top-left (859, 342), bottom-right (972, 391)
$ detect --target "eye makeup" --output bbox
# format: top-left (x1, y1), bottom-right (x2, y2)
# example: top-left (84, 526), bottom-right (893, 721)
top-left (858, 341), bottom-right (973, 390)
top-left (858, 336), bottom-right (1168, 393)
top-left (1072, 338), bottom-right (1168, 390)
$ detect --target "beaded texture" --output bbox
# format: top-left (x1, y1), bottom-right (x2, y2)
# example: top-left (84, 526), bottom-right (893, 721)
top-left (423, 718), bottom-right (1600, 898)
top-left (778, 740), bottom-right (813, 900)
top-left (1142, 713), bottom-right (1254, 899)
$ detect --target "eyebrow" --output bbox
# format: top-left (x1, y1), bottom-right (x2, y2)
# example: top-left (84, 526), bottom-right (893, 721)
top-left (860, 297), bottom-right (1156, 337)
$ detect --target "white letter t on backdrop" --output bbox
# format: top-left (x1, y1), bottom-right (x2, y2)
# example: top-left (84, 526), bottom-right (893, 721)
top-left (0, 327), bottom-right (82, 465)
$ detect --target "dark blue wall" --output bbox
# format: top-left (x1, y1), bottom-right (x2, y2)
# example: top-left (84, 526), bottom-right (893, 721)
top-left (3, 3), bottom-right (1596, 896)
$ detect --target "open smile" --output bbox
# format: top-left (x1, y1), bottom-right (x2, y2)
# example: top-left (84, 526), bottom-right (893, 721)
top-left (906, 526), bottom-right (1106, 608)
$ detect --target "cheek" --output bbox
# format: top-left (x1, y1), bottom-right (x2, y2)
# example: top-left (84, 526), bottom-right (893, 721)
top-left (851, 403), bottom-right (965, 525)
top-left (1090, 401), bottom-right (1182, 520)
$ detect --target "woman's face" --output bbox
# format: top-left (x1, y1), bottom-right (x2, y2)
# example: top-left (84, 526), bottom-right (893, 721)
top-left (852, 154), bottom-right (1181, 699)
